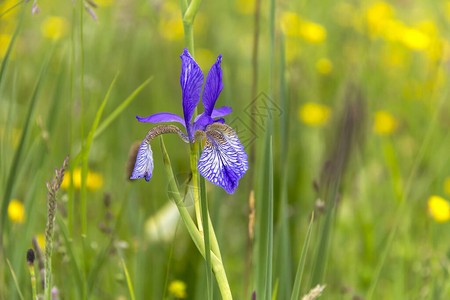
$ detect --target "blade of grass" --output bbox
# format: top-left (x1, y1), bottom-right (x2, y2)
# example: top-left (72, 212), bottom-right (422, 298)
top-left (0, 0), bottom-right (25, 18)
top-left (0, 50), bottom-right (52, 245)
top-left (121, 258), bottom-right (136, 300)
top-left (93, 77), bottom-right (153, 139)
top-left (68, 77), bottom-right (153, 172)
top-left (254, 136), bottom-right (274, 300)
top-left (80, 73), bottom-right (119, 236)
top-left (290, 213), bottom-right (314, 300)
top-left (6, 259), bottom-right (25, 300)
top-left (275, 32), bottom-right (292, 300)
top-left (0, 2), bottom-right (24, 88)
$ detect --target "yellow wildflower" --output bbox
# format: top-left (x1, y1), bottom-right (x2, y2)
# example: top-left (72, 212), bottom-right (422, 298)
top-left (280, 12), bottom-right (302, 37)
top-left (444, 177), bottom-right (450, 196)
top-left (41, 16), bottom-right (68, 40)
top-left (428, 195), bottom-right (450, 223)
top-left (8, 199), bottom-right (25, 224)
top-left (61, 168), bottom-right (104, 191)
top-left (234, 0), bottom-right (254, 15)
top-left (298, 103), bottom-right (331, 127)
top-left (36, 234), bottom-right (46, 250)
top-left (401, 27), bottom-right (430, 50)
top-left (168, 280), bottom-right (187, 299)
top-left (95, 0), bottom-right (114, 6)
top-left (299, 21), bottom-right (326, 44)
top-left (373, 110), bottom-right (397, 135)
top-left (366, 2), bottom-right (394, 37)
top-left (158, 2), bottom-right (184, 41)
top-left (316, 58), bottom-right (333, 75)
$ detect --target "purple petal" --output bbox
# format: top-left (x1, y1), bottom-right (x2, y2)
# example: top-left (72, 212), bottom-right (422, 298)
top-left (136, 112), bottom-right (186, 128)
top-left (194, 106), bottom-right (232, 123)
top-left (130, 139), bottom-right (153, 181)
top-left (180, 48), bottom-right (204, 138)
top-left (211, 106), bottom-right (231, 118)
top-left (202, 54), bottom-right (223, 116)
top-left (198, 123), bottom-right (248, 194)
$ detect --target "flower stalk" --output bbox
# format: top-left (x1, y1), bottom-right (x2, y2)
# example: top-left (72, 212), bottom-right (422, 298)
top-left (160, 137), bottom-right (232, 300)
top-left (181, 0), bottom-right (202, 56)
top-left (189, 142), bottom-right (203, 233)
top-left (45, 155), bottom-right (69, 300)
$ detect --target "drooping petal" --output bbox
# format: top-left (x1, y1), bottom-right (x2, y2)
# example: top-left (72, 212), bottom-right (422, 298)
top-left (136, 112), bottom-right (186, 128)
top-left (130, 125), bottom-right (190, 182)
top-left (198, 123), bottom-right (248, 194)
top-left (130, 139), bottom-right (154, 181)
top-left (202, 54), bottom-right (223, 116)
top-left (180, 48), bottom-right (204, 138)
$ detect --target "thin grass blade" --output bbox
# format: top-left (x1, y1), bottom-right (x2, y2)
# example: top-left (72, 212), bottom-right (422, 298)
top-left (0, 50), bottom-right (52, 243)
top-left (290, 213), bottom-right (314, 300)
top-left (6, 259), bottom-right (25, 300)
top-left (121, 258), bottom-right (136, 300)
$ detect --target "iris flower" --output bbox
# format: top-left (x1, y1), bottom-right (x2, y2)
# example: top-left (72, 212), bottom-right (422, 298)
top-left (131, 48), bottom-right (248, 194)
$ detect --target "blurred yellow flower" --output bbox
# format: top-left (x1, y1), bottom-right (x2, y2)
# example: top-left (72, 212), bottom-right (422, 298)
top-left (373, 110), bottom-right (397, 135)
top-left (299, 103), bottom-right (331, 126)
top-left (168, 280), bottom-right (187, 299)
top-left (8, 199), bottom-right (25, 224)
top-left (299, 21), bottom-right (326, 44)
top-left (444, 178), bottom-right (450, 196)
top-left (36, 234), bottom-right (46, 250)
top-left (234, 0), bottom-right (254, 15)
top-left (281, 12), bottom-right (302, 37)
top-left (158, 2), bottom-right (184, 41)
top-left (316, 58), bottom-right (333, 75)
top-left (61, 168), bottom-right (104, 191)
top-left (401, 27), bottom-right (430, 50)
top-left (366, 2), bottom-right (394, 37)
top-left (428, 195), bottom-right (450, 223)
top-left (0, 34), bottom-right (12, 58)
top-left (41, 16), bottom-right (68, 40)
top-left (95, 0), bottom-right (114, 6)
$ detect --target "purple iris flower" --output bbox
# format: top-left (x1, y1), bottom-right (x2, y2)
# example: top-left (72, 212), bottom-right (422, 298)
top-left (130, 48), bottom-right (248, 194)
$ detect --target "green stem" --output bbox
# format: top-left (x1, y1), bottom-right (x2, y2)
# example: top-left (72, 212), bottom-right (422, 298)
top-left (181, 0), bottom-right (202, 56)
top-left (160, 137), bottom-right (232, 300)
top-left (190, 143), bottom-right (203, 233)
top-left (80, 0), bottom-right (87, 237)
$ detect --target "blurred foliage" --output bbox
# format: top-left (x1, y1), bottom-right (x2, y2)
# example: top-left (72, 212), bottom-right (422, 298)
top-left (1, 0), bottom-right (450, 299)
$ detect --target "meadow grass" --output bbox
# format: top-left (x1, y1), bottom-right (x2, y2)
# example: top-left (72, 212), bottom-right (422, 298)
top-left (1, 0), bottom-right (450, 299)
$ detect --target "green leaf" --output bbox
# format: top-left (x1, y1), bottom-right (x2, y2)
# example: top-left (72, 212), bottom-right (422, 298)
top-left (290, 213), bottom-right (314, 300)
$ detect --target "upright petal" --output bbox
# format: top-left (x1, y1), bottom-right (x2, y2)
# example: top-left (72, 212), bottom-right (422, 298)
top-left (130, 139), bottom-right (154, 181)
top-left (202, 54), bottom-right (223, 116)
top-left (136, 112), bottom-right (186, 128)
top-left (180, 48), bottom-right (204, 138)
top-left (198, 123), bottom-right (248, 194)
